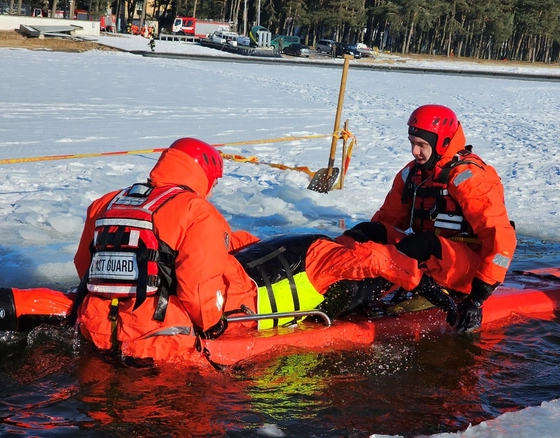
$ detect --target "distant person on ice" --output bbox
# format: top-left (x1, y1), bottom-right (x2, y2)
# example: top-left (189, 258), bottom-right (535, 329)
top-left (339, 104), bottom-right (517, 332)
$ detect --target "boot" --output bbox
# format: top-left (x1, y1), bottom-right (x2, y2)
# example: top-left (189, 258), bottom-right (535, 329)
top-left (319, 277), bottom-right (392, 319)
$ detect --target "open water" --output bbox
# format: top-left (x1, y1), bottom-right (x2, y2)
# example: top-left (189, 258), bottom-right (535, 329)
top-left (1, 236), bottom-right (559, 438)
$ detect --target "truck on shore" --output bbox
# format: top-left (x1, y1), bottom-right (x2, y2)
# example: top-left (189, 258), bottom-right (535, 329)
top-left (172, 16), bottom-right (230, 38)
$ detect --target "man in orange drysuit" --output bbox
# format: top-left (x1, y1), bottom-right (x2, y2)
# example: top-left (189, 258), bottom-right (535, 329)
top-left (341, 104), bottom-right (517, 332)
top-left (71, 138), bottom-right (261, 359)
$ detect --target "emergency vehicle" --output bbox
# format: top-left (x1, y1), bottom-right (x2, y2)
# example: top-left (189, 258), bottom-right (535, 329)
top-left (172, 16), bottom-right (230, 38)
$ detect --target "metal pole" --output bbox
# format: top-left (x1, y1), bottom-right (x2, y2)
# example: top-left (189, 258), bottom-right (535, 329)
top-left (257, 0), bottom-right (260, 26)
top-left (227, 310), bottom-right (332, 327)
top-left (243, 0), bottom-right (247, 35)
top-left (140, 0), bottom-right (147, 31)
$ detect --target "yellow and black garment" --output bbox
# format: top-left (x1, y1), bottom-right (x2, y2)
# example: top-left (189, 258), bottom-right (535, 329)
top-left (233, 234), bottom-right (327, 330)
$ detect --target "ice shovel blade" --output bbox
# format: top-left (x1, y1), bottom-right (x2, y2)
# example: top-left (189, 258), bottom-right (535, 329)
top-left (307, 167), bottom-right (340, 193)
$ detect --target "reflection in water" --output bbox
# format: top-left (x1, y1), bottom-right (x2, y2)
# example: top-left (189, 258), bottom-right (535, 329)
top-left (0, 316), bottom-right (559, 437)
top-left (224, 315), bottom-right (560, 438)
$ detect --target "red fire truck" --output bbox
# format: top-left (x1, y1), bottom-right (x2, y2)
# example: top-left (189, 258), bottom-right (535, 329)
top-left (172, 16), bottom-right (230, 38)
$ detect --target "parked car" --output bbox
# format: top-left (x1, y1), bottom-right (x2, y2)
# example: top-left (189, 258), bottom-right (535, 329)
top-left (315, 39), bottom-right (336, 54)
top-left (335, 43), bottom-right (362, 59)
top-left (235, 35), bottom-right (251, 46)
top-left (283, 43), bottom-right (312, 57)
top-left (211, 30), bottom-right (240, 45)
top-left (271, 35), bottom-right (301, 50)
top-left (355, 43), bottom-right (374, 58)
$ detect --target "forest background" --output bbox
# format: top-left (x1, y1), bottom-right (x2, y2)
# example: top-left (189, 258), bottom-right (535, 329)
top-left (10, 0), bottom-right (560, 62)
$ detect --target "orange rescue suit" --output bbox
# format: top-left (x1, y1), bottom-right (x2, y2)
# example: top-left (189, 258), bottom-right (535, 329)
top-left (73, 148), bottom-right (259, 358)
top-left (372, 124), bottom-right (516, 292)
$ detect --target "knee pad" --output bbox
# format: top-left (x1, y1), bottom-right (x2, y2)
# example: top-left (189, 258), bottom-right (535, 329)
top-left (342, 222), bottom-right (388, 244)
top-left (396, 232), bottom-right (442, 262)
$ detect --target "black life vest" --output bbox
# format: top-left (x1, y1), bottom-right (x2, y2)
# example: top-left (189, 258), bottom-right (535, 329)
top-left (86, 183), bottom-right (183, 320)
top-left (402, 147), bottom-right (484, 236)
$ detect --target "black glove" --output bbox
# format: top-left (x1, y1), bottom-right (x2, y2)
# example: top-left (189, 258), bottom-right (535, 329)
top-left (414, 274), bottom-right (458, 327)
top-left (201, 315), bottom-right (228, 339)
top-left (456, 278), bottom-right (499, 332)
top-left (342, 222), bottom-right (388, 244)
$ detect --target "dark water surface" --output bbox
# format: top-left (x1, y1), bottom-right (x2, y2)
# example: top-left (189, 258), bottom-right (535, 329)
top-left (1, 238), bottom-right (559, 438)
top-left (2, 315), bottom-right (559, 438)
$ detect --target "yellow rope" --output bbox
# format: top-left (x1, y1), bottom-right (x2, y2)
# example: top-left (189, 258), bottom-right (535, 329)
top-left (220, 153), bottom-right (315, 177)
top-left (0, 134), bottom-right (330, 166)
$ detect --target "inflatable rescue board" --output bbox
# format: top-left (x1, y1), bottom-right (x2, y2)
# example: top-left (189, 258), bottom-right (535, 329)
top-left (1, 268), bottom-right (559, 367)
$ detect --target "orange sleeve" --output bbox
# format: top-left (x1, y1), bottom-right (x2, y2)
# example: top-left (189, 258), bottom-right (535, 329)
top-left (73, 191), bottom-right (119, 279)
top-left (223, 231), bottom-right (260, 315)
top-left (371, 164), bottom-right (412, 231)
top-left (154, 194), bottom-right (230, 331)
top-left (449, 163), bottom-right (516, 284)
top-left (222, 255), bottom-right (258, 314)
top-left (229, 230), bottom-right (260, 252)
top-left (305, 238), bottom-right (423, 293)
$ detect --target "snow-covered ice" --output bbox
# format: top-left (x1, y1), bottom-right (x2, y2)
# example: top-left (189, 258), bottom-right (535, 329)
top-left (1, 34), bottom-right (559, 438)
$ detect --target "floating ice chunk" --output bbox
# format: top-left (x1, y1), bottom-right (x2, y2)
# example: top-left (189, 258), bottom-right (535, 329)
top-left (19, 228), bottom-right (51, 242)
top-left (48, 214), bottom-right (84, 234)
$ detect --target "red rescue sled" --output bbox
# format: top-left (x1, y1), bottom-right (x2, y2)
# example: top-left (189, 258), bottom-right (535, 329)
top-left (202, 268), bottom-right (560, 366)
top-left (1, 268), bottom-right (559, 367)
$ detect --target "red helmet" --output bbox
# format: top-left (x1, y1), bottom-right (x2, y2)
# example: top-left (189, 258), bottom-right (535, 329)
top-left (407, 105), bottom-right (459, 157)
top-left (169, 138), bottom-right (223, 193)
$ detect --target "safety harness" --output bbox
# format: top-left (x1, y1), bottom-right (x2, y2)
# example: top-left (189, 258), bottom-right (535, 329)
top-left (402, 147), bottom-right (484, 236)
top-left (70, 183), bottom-right (185, 332)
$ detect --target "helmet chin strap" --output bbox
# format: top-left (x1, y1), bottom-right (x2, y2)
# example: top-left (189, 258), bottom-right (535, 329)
top-left (419, 151), bottom-right (438, 171)
top-left (419, 137), bottom-right (450, 171)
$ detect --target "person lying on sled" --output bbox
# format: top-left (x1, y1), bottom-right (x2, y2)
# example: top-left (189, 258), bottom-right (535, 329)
top-left (1, 137), bottom-right (455, 362)
top-left (341, 104), bottom-right (517, 332)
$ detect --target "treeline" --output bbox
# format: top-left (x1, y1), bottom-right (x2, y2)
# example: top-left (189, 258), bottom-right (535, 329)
top-left (76, 0), bottom-right (560, 62)
top-left (166, 0), bottom-right (560, 62)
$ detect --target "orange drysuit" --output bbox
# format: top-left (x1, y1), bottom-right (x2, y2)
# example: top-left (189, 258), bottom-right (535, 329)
top-left (306, 238), bottom-right (423, 292)
top-left (371, 124), bottom-right (516, 292)
top-left (73, 148), bottom-right (259, 357)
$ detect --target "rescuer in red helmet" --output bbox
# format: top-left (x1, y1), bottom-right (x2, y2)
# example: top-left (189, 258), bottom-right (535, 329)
top-left (71, 138), bottom-right (260, 356)
top-left (341, 104), bottom-right (517, 332)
